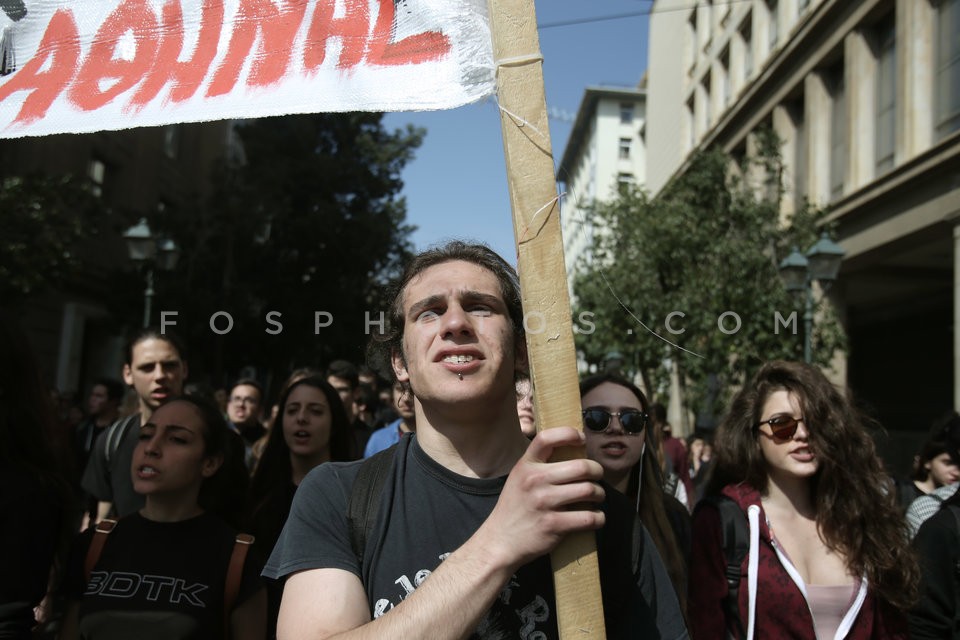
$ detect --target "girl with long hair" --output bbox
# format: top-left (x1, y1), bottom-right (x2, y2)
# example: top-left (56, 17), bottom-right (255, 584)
top-left (247, 373), bottom-right (354, 639)
top-left (689, 360), bottom-right (918, 639)
top-left (61, 395), bottom-right (265, 639)
top-left (580, 373), bottom-right (690, 614)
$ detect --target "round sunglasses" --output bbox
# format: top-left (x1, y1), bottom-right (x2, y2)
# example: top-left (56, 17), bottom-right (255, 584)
top-left (756, 414), bottom-right (805, 440)
top-left (581, 408), bottom-right (649, 434)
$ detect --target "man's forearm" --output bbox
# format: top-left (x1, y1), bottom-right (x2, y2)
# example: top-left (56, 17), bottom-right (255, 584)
top-left (329, 534), bottom-right (515, 640)
top-left (94, 501), bottom-right (113, 523)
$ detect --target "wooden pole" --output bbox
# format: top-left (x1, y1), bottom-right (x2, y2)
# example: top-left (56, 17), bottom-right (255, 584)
top-left (487, 1), bottom-right (606, 637)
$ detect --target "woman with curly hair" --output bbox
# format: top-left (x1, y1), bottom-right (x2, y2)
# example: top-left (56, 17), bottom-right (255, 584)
top-left (689, 360), bottom-right (917, 639)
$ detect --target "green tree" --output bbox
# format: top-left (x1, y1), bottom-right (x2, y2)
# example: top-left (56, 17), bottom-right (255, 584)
top-left (0, 174), bottom-right (108, 302)
top-left (149, 113), bottom-right (423, 381)
top-left (573, 132), bottom-right (846, 419)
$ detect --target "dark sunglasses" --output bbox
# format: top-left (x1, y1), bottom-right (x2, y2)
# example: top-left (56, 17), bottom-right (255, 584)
top-left (582, 408), bottom-right (649, 434)
top-left (756, 415), bottom-right (805, 440)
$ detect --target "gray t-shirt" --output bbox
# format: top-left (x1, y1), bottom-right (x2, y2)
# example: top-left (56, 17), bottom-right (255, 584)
top-left (264, 436), bottom-right (688, 639)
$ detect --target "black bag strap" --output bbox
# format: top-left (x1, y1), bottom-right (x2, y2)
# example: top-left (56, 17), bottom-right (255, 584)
top-left (698, 495), bottom-right (749, 639)
top-left (347, 446), bottom-right (397, 564)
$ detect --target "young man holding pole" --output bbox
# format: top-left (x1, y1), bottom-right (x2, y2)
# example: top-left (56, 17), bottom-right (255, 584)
top-left (264, 241), bottom-right (687, 639)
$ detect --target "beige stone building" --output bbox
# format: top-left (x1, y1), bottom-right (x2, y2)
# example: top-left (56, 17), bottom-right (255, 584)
top-left (558, 86), bottom-right (647, 289)
top-left (646, 0), bottom-right (959, 441)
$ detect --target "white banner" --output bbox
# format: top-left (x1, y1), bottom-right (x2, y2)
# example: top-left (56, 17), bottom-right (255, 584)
top-left (0, 0), bottom-right (495, 138)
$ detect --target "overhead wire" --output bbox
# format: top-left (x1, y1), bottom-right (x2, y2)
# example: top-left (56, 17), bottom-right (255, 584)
top-left (537, 0), bottom-right (752, 30)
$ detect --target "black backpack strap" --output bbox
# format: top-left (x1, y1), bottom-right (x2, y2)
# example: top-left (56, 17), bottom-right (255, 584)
top-left (347, 447), bottom-right (397, 565)
top-left (699, 495), bottom-right (749, 639)
top-left (104, 414), bottom-right (139, 465)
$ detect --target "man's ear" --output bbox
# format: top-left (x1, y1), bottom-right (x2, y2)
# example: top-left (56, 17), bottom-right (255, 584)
top-left (122, 364), bottom-right (133, 387)
top-left (391, 348), bottom-right (409, 383)
top-left (201, 454), bottom-right (224, 478)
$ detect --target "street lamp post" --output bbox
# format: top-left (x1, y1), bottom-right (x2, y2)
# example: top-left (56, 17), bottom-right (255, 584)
top-left (778, 233), bottom-right (845, 363)
top-left (123, 219), bottom-right (180, 328)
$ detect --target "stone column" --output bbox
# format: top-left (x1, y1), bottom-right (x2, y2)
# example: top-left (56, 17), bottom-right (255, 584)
top-left (898, 0), bottom-right (934, 161)
top-left (804, 72), bottom-right (831, 207)
top-left (845, 28), bottom-right (875, 191)
top-left (773, 104), bottom-right (796, 219)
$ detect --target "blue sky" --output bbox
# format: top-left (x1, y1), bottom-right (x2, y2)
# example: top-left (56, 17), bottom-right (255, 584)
top-left (383, 1), bottom-right (651, 263)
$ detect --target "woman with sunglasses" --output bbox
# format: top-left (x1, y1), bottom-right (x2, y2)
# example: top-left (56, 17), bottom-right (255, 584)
top-left (580, 373), bottom-right (690, 614)
top-left (688, 360), bottom-right (917, 639)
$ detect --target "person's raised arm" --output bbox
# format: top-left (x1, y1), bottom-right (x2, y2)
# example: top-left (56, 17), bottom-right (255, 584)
top-left (277, 427), bottom-right (605, 640)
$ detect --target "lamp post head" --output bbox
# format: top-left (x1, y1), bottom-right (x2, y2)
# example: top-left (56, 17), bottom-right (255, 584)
top-left (122, 218), bottom-right (155, 263)
top-left (805, 232), bottom-right (845, 285)
top-left (156, 238), bottom-right (181, 271)
top-left (778, 247), bottom-right (809, 293)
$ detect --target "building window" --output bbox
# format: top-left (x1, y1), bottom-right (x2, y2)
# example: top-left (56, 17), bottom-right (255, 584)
top-left (88, 159), bottom-right (106, 198)
top-left (875, 14), bottom-right (896, 173)
top-left (767, 0), bottom-right (779, 50)
top-left (619, 138), bottom-right (631, 160)
top-left (620, 103), bottom-right (634, 125)
top-left (828, 63), bottom-right (846, 200)
top-left (686, 96), bottom-right (696, 150)
top-left (787, 96), bottom-right (807, 209)
top-left (702, 72), bottom-right (713, 129)
top-left (617, 172), bottom-right (635, 195)
top-left (936, 0), bottom-right (960, 139)
top-left (687, 11), bottom-right (698, 69)
top-left (720, 48), bottom-right (731, 105)
top-left (740, 18), bottom-right (754, 79)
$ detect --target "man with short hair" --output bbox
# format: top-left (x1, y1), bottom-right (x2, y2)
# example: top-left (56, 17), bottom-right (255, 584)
top-left (82, 329), bottom-right (188, 521)
top-left (227, 378), bottom-right (265, 470)
top-left (264, 241), bottom-right (686, 638)
top-left (363, 381), bottom-right (416, 457)
top-left (74, 378), bottom-right (124, 473)
top-left (327, 359), bottom-right (374, 456)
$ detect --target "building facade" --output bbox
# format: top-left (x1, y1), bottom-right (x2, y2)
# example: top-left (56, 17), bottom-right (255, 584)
top-left (0, 121), bottom-right (235, 396)
top-left (647, 0), bottom-right (959, 448)
top-left (558, 86), bottom-right (647, 290)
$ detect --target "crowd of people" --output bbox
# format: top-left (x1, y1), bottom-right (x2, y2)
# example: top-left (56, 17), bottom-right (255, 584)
top-left (4, 239), bottom-right (959, 639)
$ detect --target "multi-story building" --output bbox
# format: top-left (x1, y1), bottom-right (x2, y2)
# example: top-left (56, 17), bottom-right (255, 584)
top-left (647, 0), bottom-right (959, 444)
top-left (0, 121), bottom-right (236, 395)
top-left (558, 85), bottom-right (647, 290)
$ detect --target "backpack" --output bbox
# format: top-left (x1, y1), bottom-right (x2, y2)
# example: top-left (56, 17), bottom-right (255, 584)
top-left (83, 518), bottom-right (254, 639)
top-left (697, 495), bottom-right (750, 640)
top-left (347, 446), bottom-right (397, 563)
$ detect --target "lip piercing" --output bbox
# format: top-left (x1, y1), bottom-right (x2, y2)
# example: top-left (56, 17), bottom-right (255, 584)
top-left (458, 373), bottom-right (463, 381)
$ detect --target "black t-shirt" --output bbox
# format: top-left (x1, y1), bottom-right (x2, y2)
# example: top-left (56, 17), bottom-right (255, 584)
top-left (264, 435), bottom-right (688, 639)
top-left (80, 414), bottom-right (144, 518)
top-left (65, 511), bottom-right (262, 640)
